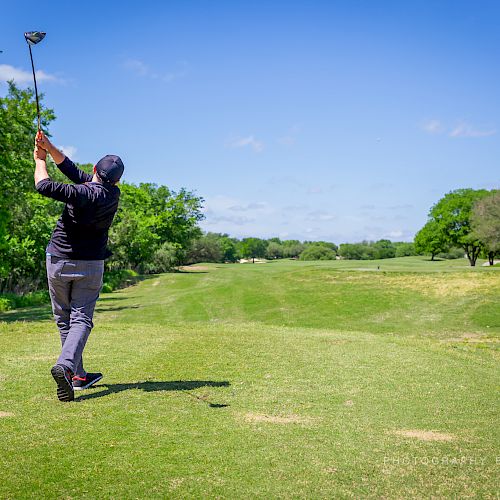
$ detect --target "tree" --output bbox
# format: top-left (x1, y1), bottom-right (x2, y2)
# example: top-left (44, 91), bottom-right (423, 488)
top-left (185, 233), bottom-right (223, 264)
top-left (429, 188), bottom-right (489, 266)
top-left (239, 238), bottom-right (267, 262)
top-left (373, 239), bottom-right (396, 259)
top-left (108, 183), bottom-right (204, 272)
top-left (0, 82), bottom-right (56, 291)
top-left (471, 190), bottom-right (500, 265)
top-left (281, 240), bottom-right (305, 258)
top-left (338, 242), bottom-right (376, 260)
top-left (219, 235), bottom-right (239, 262)
top-left (394, 242), bottom-right (416, 257)
top-left (265, 241), bottom-right (283, 259)
top-left (414, 221), bottom-right (449, 261)
top-left (299, 244), bottom-right (336, 261)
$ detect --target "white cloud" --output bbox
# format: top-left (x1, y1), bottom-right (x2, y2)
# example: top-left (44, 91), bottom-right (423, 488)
top-left (122, 58), bottom-right (188, 83)
top-left (449, 122), bottom-right (496, 138)
top-left (229, 202), bottom-right (268, 212)
top-left (422, 118), bottom-right (496, 138)
top-left (0, 64), bottom-right (61, 84)
top-left (306, 210), bottom-right (337, 222)
top-left (122, 59), bottom-right (149, 77)
top-left (201, 195), bottom-right (276, 234)
top-left (387, 230), bottom-right (404, 238)
top-left (228, 135), bottom-right (264, 153)
top-left (57, 145), bottom-right (77, 160)
top-left (422, 119), bottom-right (443, 134)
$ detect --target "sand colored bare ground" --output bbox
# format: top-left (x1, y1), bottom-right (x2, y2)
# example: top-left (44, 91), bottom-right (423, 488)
top-left (320, 272), bottom-right (498, 298)
top-left (442, 333), bottom-right (499, 344)
top-left (390, 429), bottom-right (455, 442)
top-left (179, 265), bottom-right (211, 272)
top-left (242, 412), bottom-right (317, 425)
top-left (0, 411), bottom-right (14, 417)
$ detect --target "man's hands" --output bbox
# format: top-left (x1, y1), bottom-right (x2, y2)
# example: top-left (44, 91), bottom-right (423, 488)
top-left (35, 130), bottom-right (53, 152)
top-left (34, 131), bottom-right (50, 185)
top-left (34, 133), bottom-right (47, 161)
top-left (35, 131), bottom-right (66, 165)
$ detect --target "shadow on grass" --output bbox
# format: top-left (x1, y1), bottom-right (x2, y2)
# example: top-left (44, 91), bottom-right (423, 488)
top-left (0, 301), bottom-right (141, 322)
top-left (0, 275), bottom-right (157, 323)
top-left (76, 380), bottom-right (230, 407)
top-left (0, 304), bottom-right (53, 323)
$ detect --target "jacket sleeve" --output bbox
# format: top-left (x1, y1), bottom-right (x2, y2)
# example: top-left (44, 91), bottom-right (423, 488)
top-left (35, 179), bottom-right (92, 206)
top-left (56, 156), bottom-right (93, 184)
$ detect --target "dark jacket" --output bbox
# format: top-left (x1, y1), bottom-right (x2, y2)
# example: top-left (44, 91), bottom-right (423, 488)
top-left (35, 157), bottom-right (120, 260)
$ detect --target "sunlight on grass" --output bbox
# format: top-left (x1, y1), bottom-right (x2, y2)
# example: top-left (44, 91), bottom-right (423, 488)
top-left (0, 257), bottom-right (498, 498)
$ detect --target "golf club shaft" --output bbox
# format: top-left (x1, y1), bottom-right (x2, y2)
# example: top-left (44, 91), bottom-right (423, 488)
top-left (28, 44), bottom-right (41, 130)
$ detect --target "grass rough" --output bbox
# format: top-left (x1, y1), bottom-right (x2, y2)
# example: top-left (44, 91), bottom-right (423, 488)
top-left (0, 257), bottom-right (499, 498)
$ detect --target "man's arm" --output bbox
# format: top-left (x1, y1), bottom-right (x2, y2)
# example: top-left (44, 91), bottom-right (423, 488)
top-left (34, 141), bottom-right (50, 185)
top-left (33, 141), bottom-right (90, 206)
top-left (36, 131), bottom-right (92, 184)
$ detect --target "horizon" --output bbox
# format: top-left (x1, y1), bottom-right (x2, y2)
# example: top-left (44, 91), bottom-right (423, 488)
top-left (1, 0), bottom-right (499, 242)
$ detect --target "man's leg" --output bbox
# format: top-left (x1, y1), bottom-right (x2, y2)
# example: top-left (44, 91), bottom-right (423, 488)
top-left (46, 255), bottom-right (72, 351)
top-left (57, 260), bottom-right (104, 375)
top-left (47, 256), bottom-right (77, 402)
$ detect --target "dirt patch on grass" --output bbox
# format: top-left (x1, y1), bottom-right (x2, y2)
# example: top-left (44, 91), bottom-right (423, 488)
top-left (390, 429), bottom-right (455, 442)
top-left (169, 478), bottom-right (185, 490)
top-left (179, 265), bottom-right (211, 272)
top-left (442, 333), bottom-right (499, 344)
top-left (152, 280), bottom-right (160, 287)
top-left (0, 411), bottom-right (14, 417)
top-left (322, 272), bottom-right (498, 298)
top-left (242, 412), bottom-right (317, 425)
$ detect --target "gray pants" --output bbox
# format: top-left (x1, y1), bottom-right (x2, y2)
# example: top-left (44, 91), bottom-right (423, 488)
top-left (46, 255), bottom-right (104, 377)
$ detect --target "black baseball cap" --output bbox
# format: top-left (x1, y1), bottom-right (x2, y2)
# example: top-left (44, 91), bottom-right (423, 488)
top-left (95, 155), bottom-right (124, 184)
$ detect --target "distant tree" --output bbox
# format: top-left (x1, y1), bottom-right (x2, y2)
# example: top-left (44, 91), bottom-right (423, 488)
top-left (185, 233), bottom-right (223, 264)
top-left (471, 190), bottom-right (500, 265)
top-left (339, 242), bottom-right (376, 260)
top-left (267, 237), bottom-right (282, 245)
top-left (240, 238), bottom-right (267, 263)
top-left (281, 240), bottom-right (305, 258)
top-left (304, 241), bottom-right (338, 254)
top-left (373, 239), bottom-right (396, 259)
top-left (299, 244), bottom-right (336, 261)
top-left (414, 220), bottom-right (449, 260)
top-left (430, 188), bottom-right (489, 266)
top-left (265, 241), bottom-right (283, 259)
top-left (219, 235), bottom-right (239, 262)
top-left (394, 242), bottom-right (416, 257)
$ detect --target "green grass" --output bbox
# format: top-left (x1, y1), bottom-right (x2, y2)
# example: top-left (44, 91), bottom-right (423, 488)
top-left (1, 257), bottom-right (499, 498)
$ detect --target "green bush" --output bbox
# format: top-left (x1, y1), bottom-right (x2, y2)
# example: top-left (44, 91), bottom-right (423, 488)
top-left (0, 290), bottom-right (50, 311)
top-left (299, 245), bottom-right (336, 261)
top-left (438, 247), bottom-right (465, 260)
top-left (102, 269), bottom-right (140, 293)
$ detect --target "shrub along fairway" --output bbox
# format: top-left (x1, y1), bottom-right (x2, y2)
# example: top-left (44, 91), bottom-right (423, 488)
top-left (1, 257), bottom-right (499, 498)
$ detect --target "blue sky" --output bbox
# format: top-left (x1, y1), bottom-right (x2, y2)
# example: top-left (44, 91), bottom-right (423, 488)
top-left (1, 0), bottom-right (499, 242)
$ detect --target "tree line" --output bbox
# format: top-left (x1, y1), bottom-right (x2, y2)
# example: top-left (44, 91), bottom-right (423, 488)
top-left (0, 83), bottom-right (203, 294)
top-left (414, 188), bottom-right (499, 266)
top-left (1, 82), bottom-right (498, 301)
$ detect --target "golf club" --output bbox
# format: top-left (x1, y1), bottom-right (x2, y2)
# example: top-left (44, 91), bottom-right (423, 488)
top-left (24, 31), bottom-right (46, 131)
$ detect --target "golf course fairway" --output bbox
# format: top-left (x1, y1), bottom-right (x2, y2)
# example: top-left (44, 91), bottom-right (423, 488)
top-left (1, 257), bottom-right (499, 498)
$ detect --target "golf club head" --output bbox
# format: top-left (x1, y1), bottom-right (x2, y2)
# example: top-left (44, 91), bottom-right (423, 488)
top-left (24, 31), bottom-right (46, 45)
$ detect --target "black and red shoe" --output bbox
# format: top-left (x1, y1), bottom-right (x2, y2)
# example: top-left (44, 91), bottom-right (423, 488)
top-left (51, 364), bottom-right (74, 402)
top-left (72, 372), bottom-right (103, 391)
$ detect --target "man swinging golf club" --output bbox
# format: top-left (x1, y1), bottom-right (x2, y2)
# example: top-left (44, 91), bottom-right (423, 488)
top-left (34, 132), bottom-right (124, 402)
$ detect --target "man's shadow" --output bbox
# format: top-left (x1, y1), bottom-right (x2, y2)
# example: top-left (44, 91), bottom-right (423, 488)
top-left (76, 380), bottom-right (230, 407)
